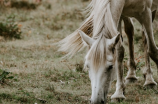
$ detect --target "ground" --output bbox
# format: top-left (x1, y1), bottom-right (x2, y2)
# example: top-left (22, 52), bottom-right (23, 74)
top-left (0, 0), bottom-right (158, 104)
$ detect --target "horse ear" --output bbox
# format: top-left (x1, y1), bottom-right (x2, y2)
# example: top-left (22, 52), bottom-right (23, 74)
top-left (78, 30), bottom-right (94, 46)
top-left (111, 33), bottom-right (121, 47)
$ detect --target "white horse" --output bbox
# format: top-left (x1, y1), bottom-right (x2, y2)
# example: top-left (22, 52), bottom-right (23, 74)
top-left (58, 0), bottom-right (158, 103)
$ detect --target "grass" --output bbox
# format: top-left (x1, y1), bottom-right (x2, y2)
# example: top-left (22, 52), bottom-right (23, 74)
top-left (0, 0), bottom-right (158, 104)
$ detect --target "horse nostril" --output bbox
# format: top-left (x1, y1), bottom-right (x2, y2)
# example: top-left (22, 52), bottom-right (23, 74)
top-left (101, 100), bottom-right (104, 104)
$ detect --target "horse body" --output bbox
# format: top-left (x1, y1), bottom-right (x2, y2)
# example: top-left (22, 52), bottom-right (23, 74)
top-left (153, 0), bottom-right (158, 5)
top-left (111, 0), bottom-right (152, 24)
top-left (123, 0), bottom-right (149, 17)
top-left (58, 0), bottom-right (158, 104)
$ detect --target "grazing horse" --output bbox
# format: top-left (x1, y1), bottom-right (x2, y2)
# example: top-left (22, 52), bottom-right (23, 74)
top-left (58, 0), bottom-right (158, 103)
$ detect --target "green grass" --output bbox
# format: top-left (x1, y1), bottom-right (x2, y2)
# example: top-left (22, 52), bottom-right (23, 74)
top-left (0, 0), bottom-right (158, 104)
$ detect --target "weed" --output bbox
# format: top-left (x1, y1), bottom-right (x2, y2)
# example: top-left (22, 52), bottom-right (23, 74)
top-left (10, 1), bottom-right (38, 10)
top-left (75, 62), bottom-right (84, 72)
top-left (0, 93), bottom-right (12, 100)
top-left (42, 1), bottom-right (51, 10)
top-left (45, 83), bottom-right (55, 92)
top-left (0, 69), bottom-right (14, 84)
top-left (0, 15), bottom-right (22, 39)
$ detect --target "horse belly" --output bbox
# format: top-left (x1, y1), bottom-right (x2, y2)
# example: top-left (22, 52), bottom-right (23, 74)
top-left (122, 0), bottom-right (152, 17)
top-left (153, 0), bottom-right (158, 5)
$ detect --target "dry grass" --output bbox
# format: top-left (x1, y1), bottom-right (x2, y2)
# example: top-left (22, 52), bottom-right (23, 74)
top-left (0, 0), bottom-right (158, 104)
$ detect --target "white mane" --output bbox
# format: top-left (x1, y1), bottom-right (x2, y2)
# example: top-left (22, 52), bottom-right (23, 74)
top-left (83, 0), bottom-right (118, 69)
top-left (57, 0), bottom-right (118, 58)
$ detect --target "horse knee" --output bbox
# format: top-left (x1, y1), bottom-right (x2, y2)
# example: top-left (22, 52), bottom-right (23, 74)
top-left (123, 17), bottom-right (134, 36)
top-left (127, 59), bottom-right (136, 69)
top-left (116, 45), bottom-right (125, 61)
top-left (148, 50), bottom-right (158, 63)
top-left (119, 45), bottom-right (125, 54)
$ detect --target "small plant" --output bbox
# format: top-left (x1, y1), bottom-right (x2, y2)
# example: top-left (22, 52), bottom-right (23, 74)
top-left (0, 69), bottom-right (14, 84)
top-left (75, 61), bottom-right (84, 72)
top-left (11, 1), bottom-right (37, 10)
top-left (0, 15), bottom-right (22, 39)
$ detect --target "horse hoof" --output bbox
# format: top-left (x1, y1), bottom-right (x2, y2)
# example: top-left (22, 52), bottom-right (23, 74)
top-left (125, 77), bottom-right (138, 84)
top-left (111, 93), bottom-right (126, 103)
top-left (144, 82), bottom-right (157, 89)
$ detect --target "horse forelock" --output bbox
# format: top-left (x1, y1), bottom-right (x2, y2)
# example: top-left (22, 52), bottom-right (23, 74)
top-left (86, 34), bottom-right (107, 70)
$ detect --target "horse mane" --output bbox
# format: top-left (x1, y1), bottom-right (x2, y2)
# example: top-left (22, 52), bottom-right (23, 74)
top-left (57, 17), bottom-right (93, 57)
top-left (57, 0), bottom-right (118, 62)
top-left (88, 0), bottom-right (119, 69)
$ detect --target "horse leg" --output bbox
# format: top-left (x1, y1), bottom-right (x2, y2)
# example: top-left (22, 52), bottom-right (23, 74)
top-left (137, 8), bottom-right (158, 88)
top-left (142, 10), bottom-right (157, 88)
top-left (141, 9), bottom-right (158, 66)
top-left (110, 0), bottom-right (126, 101)
top-left (142, 31), bottom-right (157, 88)
top-left (123, 17), bottom-right (138, 84)
top-left (111, 44), bottom-right (126, 102)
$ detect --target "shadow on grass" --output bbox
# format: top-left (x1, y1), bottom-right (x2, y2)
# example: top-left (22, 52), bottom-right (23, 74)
top-left (0, 88), bottom-right (89, 104)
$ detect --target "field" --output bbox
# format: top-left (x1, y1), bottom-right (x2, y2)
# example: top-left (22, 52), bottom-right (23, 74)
top-left (0, 0), bottom-right (158, 104)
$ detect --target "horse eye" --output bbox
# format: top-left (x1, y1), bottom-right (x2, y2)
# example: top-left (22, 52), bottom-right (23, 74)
top-left (112, 47), bottom-right (115, 54)
top-left (86, 64), bottom-right (89, 68)
top-left (108, 65), bottom-right (113, 70)
top-left (86, 65), bottom-right (90, 69)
